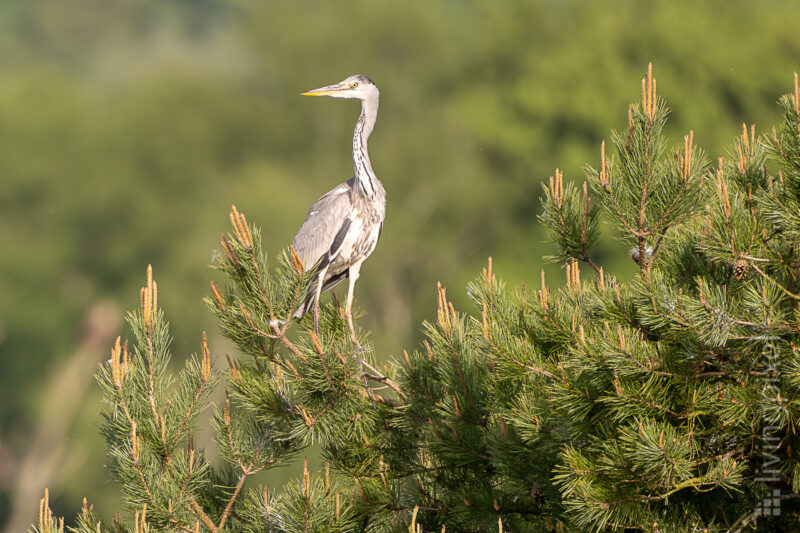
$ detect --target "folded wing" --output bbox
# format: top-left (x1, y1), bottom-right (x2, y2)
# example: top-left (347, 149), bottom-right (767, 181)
top-left (291, 177), bottom-right (356, 316)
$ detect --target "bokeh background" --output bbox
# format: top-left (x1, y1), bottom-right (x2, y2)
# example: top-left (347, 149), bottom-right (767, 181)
top-left (1, 0), bottom-right (799, 529)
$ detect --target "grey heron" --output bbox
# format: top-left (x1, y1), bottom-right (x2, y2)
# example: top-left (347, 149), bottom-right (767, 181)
top-left (292, 74), bottom-right (385, 342)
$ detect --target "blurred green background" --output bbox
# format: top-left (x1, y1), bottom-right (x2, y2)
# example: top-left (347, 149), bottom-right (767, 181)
top-left (1, 0), bottom-right (799, 529)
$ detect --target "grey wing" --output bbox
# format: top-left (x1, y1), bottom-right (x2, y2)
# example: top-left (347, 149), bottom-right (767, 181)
top-left (292, 178), bottom-right (355, 270)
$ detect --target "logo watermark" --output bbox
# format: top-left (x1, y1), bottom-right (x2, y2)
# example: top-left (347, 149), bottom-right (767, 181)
top-left (754, 340), bottom-right (782, 517)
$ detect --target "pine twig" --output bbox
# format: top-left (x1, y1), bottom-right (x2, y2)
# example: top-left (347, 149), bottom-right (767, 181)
top-left (751, 263), bottom-right (800, 300)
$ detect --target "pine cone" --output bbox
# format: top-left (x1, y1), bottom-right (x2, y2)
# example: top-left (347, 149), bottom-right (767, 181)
top-left (733, 259), bottom-right (749, 280)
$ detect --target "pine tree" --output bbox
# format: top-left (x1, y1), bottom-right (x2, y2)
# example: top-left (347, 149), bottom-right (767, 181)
top-left (31, 65), bottom-right (800, 532)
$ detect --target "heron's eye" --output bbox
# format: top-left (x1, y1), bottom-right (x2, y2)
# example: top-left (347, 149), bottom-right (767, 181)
top-left (352, 82), bottom-right (359, 88)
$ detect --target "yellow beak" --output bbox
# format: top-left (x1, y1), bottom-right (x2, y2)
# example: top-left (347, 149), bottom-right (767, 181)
top-left (301, 82), bottom-right (349, 96)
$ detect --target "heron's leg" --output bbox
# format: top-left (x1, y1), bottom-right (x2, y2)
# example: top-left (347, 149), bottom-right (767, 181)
top-left (345, 260), bottom-right (374, 405)
top-left (312, 265), bottom-right (330, 334)
top-left (345, 260), bottom-right (364, 345)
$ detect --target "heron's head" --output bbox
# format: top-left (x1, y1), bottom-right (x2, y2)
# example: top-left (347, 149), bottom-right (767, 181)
top-left (301, 75), bottom-right (378, 101)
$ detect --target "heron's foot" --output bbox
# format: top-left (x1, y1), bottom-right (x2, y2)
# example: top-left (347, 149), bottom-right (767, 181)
top-left (362, 373), bottom-right (376, 409)
top-left (352, 343), bottom-right (369, 358)
top-left (269, 319), bottom-right (286, 328)
top-left (355, 353), bottom-right (376, 407)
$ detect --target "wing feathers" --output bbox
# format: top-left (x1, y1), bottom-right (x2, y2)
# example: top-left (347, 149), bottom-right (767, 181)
top-left (292, 179), bottom-right (354, 269)
top-left (327, 218), bottom-right (352, 265)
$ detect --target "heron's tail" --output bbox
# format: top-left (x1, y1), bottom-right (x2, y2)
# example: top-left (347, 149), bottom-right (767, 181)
top-left (293, 294), bottom-right (315, 319)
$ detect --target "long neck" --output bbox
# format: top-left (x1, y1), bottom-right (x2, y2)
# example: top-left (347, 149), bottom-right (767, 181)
top-left (352, 93), bottom-right (380, 197)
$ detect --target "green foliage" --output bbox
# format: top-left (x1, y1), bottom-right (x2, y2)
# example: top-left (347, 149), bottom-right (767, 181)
top-left (529, 68), bottom-right (800, 530)
top-left (237, 465), bottom-right (358, 533)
